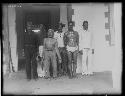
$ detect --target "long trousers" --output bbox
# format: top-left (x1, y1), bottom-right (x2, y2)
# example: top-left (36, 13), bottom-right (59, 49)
top-left (25, 46), bottom-right (38, 79)
top-left (58, 47), bottom-right (68, 75)
top-left (44, 50), bottom-right (57, 77)
top-left (82, 49), bottom-right (93, 74)
top-left (67, 50), bottom-right (78, 77)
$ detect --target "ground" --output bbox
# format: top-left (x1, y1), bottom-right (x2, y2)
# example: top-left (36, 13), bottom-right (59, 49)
top-left (3, 71), bottom-right (114, 95)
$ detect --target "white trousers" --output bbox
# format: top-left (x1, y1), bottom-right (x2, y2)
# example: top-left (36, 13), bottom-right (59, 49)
top-left (82, 49), bottom-right (93, 74)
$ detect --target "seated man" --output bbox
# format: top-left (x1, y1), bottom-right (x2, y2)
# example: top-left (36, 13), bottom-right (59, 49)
top-left (42, 29), bottom-right (62, 79)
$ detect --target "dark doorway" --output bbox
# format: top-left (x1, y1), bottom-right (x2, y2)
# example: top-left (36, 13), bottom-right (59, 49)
top-left (16, 4), bottom-right (60, 71)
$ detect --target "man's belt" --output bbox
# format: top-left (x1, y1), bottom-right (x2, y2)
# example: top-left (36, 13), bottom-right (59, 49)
top-left (58, 47), bottom-right (65, 49)
top-left (84, 48), bottom-right (90, 49)
top-left (45, 49), bottom-right (54, 51)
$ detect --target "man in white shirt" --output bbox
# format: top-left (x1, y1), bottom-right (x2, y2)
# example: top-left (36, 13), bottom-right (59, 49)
top-left (54, 23), bottom-right (68, 76)
top-left (79, 21), bottom-right (94, 75)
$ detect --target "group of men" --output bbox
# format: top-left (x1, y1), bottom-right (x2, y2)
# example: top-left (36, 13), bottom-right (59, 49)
top-left (24, 20), bottom-right (94, 81)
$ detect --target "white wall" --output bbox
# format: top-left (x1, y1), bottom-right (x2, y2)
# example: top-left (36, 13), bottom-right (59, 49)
top-left (112, 3), bottom-right (122, 92)
top-left (72, 4), bottom-right (115, 72)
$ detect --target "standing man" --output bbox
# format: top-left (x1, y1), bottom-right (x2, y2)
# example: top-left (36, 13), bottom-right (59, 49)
top-left (54, 23), bottom-right (68, 76)
top-left (64, 21), bottom-right (79, 78)
top-left (24, 22), bottom-right (38, 81)
top-left (79, 21), bottom-right (94, 75)
top-left (42, 29), bottom-right (62, 79)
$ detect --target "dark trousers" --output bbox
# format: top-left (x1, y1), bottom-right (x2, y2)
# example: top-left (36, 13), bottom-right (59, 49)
top-left (58, 47), bottom-right (68, 75)
top-left (25, 46), bottom-right (38, 79)
top-left (67, 50), bottom-right (78, 77)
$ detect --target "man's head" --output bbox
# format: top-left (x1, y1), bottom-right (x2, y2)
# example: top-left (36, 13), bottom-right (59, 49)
top-left (48, 29), bottom-right (54, 38)
top-left (82, 21), bottom-right (88, 30)
top-left (68, 21), bottom-right (74, 31)
top-left (58, 23), bottom-right (65, 32)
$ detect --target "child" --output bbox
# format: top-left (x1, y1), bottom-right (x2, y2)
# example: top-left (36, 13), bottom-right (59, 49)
top-left (36, 46), bottom-right (45, 77)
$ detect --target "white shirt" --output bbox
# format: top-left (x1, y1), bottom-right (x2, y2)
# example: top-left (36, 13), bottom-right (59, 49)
top-left (54, 31), bottom-right (64, 47)
top-left (79, 30), bottom-right (94, 50)
top-left (39, 46), bottom-right (43, 57)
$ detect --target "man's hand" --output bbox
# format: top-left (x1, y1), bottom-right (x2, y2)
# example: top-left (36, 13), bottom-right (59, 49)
top-left (79, 50), bottom-right (83, 55)
top-left (92, 49), bottom-right (94, 54)
top-left (58, 58), bottom-right (62, 64)
top-left (42, 53), bottom-right (45, 60)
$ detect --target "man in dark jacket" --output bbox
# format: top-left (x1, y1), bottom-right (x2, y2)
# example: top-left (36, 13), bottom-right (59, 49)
top-left (24, 23), bottom-right (38, 81)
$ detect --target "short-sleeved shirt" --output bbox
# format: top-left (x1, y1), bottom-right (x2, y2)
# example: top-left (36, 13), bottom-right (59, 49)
top-left (54, 31), bottom-right (65, 47)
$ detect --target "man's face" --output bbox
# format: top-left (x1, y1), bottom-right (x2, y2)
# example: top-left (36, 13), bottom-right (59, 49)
top-left (58, 25), bottom-right (63, 32)
top-left (48, 30), bottom-right (54, 38)
top-left (68, 23), bottom-right (73, 30)
top-left (83, 22), bottom-right (88, 30)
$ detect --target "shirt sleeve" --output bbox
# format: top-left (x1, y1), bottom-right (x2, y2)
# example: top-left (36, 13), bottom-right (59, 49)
top-left (55, 39), bottom-right (61, 60)
top-left (54, 31), bottom-right (58, 39)
top-left (79, 31), bottom-right (83, 50)
top-left (76, 31), bottom-right (79, 47)
top-left (90, 31), bottom-right (95, 49)
top-left (63, 32), bottom-right (68, 47)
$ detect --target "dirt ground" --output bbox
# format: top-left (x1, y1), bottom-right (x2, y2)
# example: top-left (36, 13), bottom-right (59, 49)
top-left (3, 71), bottom-right (114, 95)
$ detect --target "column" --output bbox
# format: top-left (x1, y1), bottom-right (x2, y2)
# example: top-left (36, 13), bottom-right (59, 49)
top-left (3, 5), bottom-right (10, 75)
top-left (8, 6), bottom-right (18, 72)
top-left (112, 3), bottom-right (121, 93)
top-left (60, 4), bottom-right (68, 32)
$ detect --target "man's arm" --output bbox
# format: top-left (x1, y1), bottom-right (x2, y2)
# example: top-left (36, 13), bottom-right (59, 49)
top-left (76, 31), bottom-right (79, 51)
top-left (42, 38), bottom-right (46, 59)
top-left (63, 32), bottom-right (68, 47)
top-left (55, 39), bottom-right (61, 60)
top-left (35, 33), bottom-right (40, 52)
top-left (77, 31), bottom-right (83, 54)
top-left (90, 32), bottom-right (94, 54)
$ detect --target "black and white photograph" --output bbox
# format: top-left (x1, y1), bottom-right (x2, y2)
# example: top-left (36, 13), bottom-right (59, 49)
top-left (2, 3), bottom-right (122, 95)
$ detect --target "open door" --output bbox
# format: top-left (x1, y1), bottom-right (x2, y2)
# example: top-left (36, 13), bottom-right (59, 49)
top-left (16, 4), bottom-right (60, 71)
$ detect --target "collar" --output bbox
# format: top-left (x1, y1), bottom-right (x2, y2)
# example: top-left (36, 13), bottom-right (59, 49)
top-left (84, 29), bottom-right (89, 32)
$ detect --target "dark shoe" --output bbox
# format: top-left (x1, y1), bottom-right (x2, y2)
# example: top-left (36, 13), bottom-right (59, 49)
top-left (44, 76), bottom-right (50, 79)
top-left (53, 76), bottom-right (57, 80)
top-left (69, 75), bottom-right (73, 79)
top-left (27, 79), bottom-right (31, 81)
top-left (58, 73), bottom-right (62, 77)
top-left (69, 72), bottom-right (73, 79)
top-left (63, 72), bottom-right (67, 76)
top-left (34, 78), bottom-right (38, 81)
top-left (72, 75), bottom-right (77, 78)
